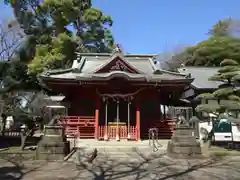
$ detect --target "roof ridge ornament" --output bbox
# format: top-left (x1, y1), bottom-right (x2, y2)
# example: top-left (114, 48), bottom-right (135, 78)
top-left (112, 44), bottom-right (123, 55)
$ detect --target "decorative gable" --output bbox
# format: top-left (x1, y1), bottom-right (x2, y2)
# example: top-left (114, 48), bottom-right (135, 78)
top-left (95, 56), bottom-right (140, 74)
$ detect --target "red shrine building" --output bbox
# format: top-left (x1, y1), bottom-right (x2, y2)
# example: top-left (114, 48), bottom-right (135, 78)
top-left (40, 52), bottom-right (193, 141)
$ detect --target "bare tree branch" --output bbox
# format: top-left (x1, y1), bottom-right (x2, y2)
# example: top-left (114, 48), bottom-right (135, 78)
top-left (156, 44), bottom-right (189, 71)
top-left (0, 19), bottom-right (24, 61)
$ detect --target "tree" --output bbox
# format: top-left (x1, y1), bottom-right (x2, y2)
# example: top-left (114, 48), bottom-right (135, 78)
top-left (196, 59), bottom-right (240, 124)
top-left (208, 18), bottom-right (240, 38)
top-left (176, 36), bottom-right (240, 66)
top-left (157, 45), bottom-right (190, 71)
top-left (28, 32), bottom-right (78, 74)
top-left (168, 19), bottom-right (240, 67)
top-left (17, 92), bottom-right (47, 150)
top-left (0, 0), bottom-right (114, 120)
top-left (5, 0), bottom-right (115, 76)
top-left (0, 20), bottom-right (25, 94)
top-left (0, 19), bottom-right (24, 61)
top-left (2, 1), bottom-right (115, 108)
top-left (0, 91), bottom-right (49, 150)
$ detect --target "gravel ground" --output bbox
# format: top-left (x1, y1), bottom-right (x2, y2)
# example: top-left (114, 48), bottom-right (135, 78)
top-left (0, 153), bottom-right (239, 180)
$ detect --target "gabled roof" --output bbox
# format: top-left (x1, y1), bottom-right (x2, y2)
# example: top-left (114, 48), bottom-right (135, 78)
top-left (72, 53), bottom-right (158, 74)
top-left (40, 53), bottom-right (193, 84)
top-left (178, 66), bottom-right (222, 89)
top-left (93, 53), bottom-right (141, 74)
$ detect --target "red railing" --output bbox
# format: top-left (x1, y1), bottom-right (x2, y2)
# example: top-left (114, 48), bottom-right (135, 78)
top-left (60, 116), bottom-right (96, 138)
top-left (59, 116), bottom-right (176, 139)
top-left (98, 126), bottom-right (137, 140)
top-left (61, 116), bottom-right (95, 126)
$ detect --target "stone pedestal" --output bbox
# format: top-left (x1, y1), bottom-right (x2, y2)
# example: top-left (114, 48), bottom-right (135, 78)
top-left (167, 124), bottom-right (203, 158)
top-left (36, 125), bottom-right (70, 160)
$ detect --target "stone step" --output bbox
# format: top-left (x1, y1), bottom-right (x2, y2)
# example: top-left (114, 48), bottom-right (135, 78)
top-left (73, 145), bottom-right (167, 153)
top-left (75, 141), bottom-right (149, 147)
top-left (68, 152), bottom-right (140, 163)
top-left (171, 136), bottom-right (196, 141)
top-left (76, 147), bottom-right (164, 153)
top-left (80, 147), bottom-right (149, 152)
top-left (66, 139), bottom-right (169, 162)
top-left (173, 132), bottom-right (195, 136)
top-left (67, 147), bottom-right (166, 162)
top-left (68, 149), bottom-right (164, 163)
top-left (73, 139), bottom-right (169, 147)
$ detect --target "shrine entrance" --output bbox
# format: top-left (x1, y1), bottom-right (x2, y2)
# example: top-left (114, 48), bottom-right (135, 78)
top-left (99, 98), bottom-right (137, 141)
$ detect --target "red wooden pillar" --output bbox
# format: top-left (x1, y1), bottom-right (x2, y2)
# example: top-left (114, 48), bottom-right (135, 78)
top-left (136, 100), bottom-right (141, 141)
top-left (95, 96), bottom-right (100, 139)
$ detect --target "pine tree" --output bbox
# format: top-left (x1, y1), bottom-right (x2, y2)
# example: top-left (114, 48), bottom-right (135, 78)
top-left (196, 59), bottom-right (240, 123)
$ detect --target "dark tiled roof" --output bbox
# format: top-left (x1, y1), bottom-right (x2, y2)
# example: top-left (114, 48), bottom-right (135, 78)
top-left (40, 53), bottom-right (193, 83)
top-left (73, 53), bottom-right (158, 74)
top-left (178, 67), bottom-right (221, 89)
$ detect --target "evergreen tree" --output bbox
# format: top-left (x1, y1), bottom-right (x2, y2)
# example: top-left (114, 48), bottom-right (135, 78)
top-left (169, 18), bottom-right (240, 67)
top-left (196, 59), bottom-right (240, 123)
top-left (208, 18), bottom-right (240, 37)
top-left (2, 0), bottom-right (115, 92)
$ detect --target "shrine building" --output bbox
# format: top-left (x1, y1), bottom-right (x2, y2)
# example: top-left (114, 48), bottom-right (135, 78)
top-left (40, 52), bottom-right (194, 141)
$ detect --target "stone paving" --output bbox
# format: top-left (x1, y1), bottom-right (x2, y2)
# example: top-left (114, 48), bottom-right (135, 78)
top-left (0, 139), bottom-right (239, 179)
top-left (0, 153), bottom-right (239, 180)
top-left (67, 139), bottom-right (168, 162)
top-left (69, 139), bottom-right (170, 149)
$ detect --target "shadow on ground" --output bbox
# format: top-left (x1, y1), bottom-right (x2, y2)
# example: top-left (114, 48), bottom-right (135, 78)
top-left (0, 150), bottom-right (239, 180)
top-left (0, 155), bottom-right (45, 180)
top-left (74, 150), bottom-right (240, 180)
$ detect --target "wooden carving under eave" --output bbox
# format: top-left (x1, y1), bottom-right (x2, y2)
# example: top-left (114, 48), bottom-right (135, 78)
top-left (110, 59), bottom-right (129, 71)
top-left (96, 56), bottom-right (139, 74)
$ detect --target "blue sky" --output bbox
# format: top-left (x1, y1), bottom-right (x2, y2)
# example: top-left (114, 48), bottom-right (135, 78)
top-left (1, 0), bottom-right (240, 54)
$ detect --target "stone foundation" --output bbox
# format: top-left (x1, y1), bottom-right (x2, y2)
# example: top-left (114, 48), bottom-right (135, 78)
top-left (167, 124), bottom-right (203, 158)
top-left (36, 125), bottom-right (70, 161)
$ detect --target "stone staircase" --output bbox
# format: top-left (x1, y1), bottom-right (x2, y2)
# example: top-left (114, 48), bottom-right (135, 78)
top-left (66, 139), bottom-right (169, 163)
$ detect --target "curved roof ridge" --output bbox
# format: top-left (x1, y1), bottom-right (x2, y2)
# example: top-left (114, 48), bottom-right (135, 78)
top-left (76, 52), bottom-right (157, 58)
top-left (157, 69), bottom-right (188, 77)
top-left (91, 70), bottom-right (145, 77)
top-left (42, 68), bottom-right (73, 76)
